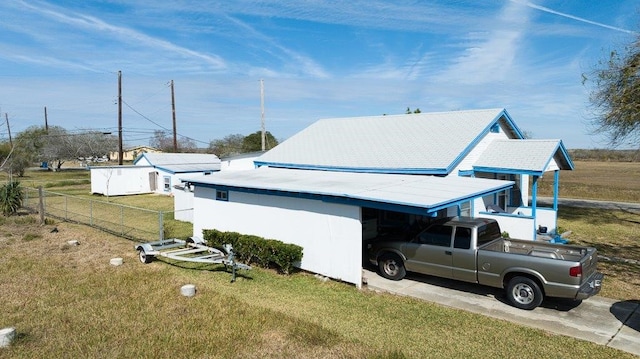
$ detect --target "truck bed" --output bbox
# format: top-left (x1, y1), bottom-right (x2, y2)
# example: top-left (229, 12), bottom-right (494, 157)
top-left (481, 238), bottom-right (588, 262)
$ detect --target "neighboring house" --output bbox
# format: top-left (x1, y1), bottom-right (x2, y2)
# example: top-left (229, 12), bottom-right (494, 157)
top-left (109, 145), bottom-right (162, 162)
top-left (219, 151), bottom-right (265, 171)
top-left (91, 153), bottom-right (221, 198)
top-left (184, 108), bottom-right (573, 287)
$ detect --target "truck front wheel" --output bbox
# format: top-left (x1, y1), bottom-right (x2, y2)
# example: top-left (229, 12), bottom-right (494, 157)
top-left (506, 276), bottom-right (543, 310)
top-left (378, 253), bottom-right (406, 281)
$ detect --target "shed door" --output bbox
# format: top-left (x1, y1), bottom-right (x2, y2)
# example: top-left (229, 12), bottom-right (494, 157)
top-left (149, 172), bottom-right (157, 191)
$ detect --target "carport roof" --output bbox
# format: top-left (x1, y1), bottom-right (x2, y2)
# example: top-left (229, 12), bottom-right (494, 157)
top-left (184, 167), bottom-right (514, 215)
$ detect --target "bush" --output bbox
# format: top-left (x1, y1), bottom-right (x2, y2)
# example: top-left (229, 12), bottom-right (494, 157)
top-left (203, 229), bottom-right (303, 274)
top-left (0, 181), bottom-right (24, 216)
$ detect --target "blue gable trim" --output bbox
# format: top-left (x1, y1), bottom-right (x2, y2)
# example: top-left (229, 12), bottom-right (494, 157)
top-left (444, 109), bottom-right (525, 174)
top-left (253, 162), bottom-right (449, 175)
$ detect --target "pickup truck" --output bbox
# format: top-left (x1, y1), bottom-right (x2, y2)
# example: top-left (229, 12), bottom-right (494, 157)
top-left (367, 216), bottom-right (603, 310)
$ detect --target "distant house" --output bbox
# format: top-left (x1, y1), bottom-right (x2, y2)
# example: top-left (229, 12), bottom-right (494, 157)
top-left (184, 108), bottom-right (573, 287)
top-left (90, 153), bottom-right (221, 198)
top-left (219, 151), bottom-right (265, 171)
top-left (109, 145), bottom-right (162, 162)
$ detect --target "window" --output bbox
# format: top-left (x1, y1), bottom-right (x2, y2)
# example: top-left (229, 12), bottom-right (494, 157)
top-left (417, 225), bottom-right (452, 247)
top-left (163, 176), bottom-right (171, 192)
top-left (216, 190), bottom-right (228, 201)
top-left (477, 222), bottom-right (502, 246)
top-left (460, 201), bottom-right (471, 216)
top-left (454, 227), bottom-right (472, 249)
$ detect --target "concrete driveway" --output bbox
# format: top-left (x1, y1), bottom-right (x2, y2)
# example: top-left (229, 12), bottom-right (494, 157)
top-left (363, 269), bottom-right (640, 357)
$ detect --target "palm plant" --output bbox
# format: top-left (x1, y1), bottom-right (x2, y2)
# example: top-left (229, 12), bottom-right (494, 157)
top-left (0, 181), bottom-right (24, 216)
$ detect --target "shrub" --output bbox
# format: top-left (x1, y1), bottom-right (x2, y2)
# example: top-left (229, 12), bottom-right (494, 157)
top-left (203, 229), bottom-right (303, 274)
top-left (0, 181), bottom-right (24, 216)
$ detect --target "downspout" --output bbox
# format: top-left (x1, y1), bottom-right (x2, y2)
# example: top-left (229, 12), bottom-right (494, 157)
top-left (553, 169), bottom-right (559, 232)
top-left (531, 175), bottom-right (538, 240)
top-left (553, 170), bottom-right (559, 211)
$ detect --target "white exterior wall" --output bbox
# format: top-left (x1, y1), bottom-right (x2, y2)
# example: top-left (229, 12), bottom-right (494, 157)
top-left (451, 132), bottom-right (507, 174)
top-left (173, 187), bottom-right (194, 222)
top-left (192, 187), bottom-right (364, 287)
top-left (220, 157), bottom-right (258, 171)
top-left (90, 167), bottom-right (154, 196)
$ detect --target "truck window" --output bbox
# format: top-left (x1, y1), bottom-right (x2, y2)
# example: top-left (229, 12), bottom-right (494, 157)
top-left (477, 222), bottom-right (501, 246)
top-left (454, 227), bottom-right (472, 249)
top-left (417, 225), bottom-right (452, 247)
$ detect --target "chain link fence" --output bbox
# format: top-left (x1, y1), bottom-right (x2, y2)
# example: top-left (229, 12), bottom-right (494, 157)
top-left (22, 187), bottom-right (169, 243)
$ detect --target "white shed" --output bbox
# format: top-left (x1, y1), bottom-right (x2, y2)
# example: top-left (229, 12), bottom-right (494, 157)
top-left (90, 152), bottom-right (221, 197)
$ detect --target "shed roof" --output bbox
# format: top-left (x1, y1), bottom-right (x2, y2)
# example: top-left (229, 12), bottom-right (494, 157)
top-left (185, 167), bottom-right (513, 215)
top-left (134, 153), bottom-right (221, 173)
top-left (473, 139), bottom-right (574, 175)
top-left (255, 108), bottom-right (524, 175)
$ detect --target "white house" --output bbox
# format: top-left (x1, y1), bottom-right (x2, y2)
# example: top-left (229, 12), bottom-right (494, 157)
top-left (185, 108), bottom-right (574, 287)
top-left (90, 152), bottom-right (221, 197)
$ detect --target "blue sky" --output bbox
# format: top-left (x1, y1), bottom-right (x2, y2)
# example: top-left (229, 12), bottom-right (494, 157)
top-left (0, 0), bottom-right (638, 149)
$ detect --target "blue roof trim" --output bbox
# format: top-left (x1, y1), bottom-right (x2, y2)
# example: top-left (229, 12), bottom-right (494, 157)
top-left (190, 180), bottom-right (513, 216)
top-left (558, 140), bottom-right (575, 170)
top-left (473, 166), bottom-right (544, 176)
top-left (132, 153), bottom-right (147, 165)
top-left (444, 109), bottom-right (524, 174)
top-left (253, 161), bottom-right (449, 175)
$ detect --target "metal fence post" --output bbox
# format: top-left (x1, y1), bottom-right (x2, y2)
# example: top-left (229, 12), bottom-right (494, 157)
top-left (120, 206), bottom-right (124, 236)
top-left (38, 187), bottom-right (45, 224)
top-left (90, 200), bottom-right (93, 226)
top-left (65, 195), bottom-right (68, 220)
top-left (159, 211), bottom-right (164, 241)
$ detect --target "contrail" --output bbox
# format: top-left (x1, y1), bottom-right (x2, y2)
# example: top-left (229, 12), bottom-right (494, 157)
top-left (510, 0), bottom-right (638, 35)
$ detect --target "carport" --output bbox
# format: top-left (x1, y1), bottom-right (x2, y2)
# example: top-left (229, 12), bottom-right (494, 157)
top-left (187, 167), bottom-right (514, 287)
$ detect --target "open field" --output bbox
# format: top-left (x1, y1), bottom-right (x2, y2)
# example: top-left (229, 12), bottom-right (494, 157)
top-left (0, 216), bottom-right (635, 358)
top-left (537, 160), bottom-right (640, 202)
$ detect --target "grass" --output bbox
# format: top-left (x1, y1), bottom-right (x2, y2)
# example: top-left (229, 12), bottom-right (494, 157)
top-left (0, 217), bottom-right (634, 358)
top-left (0, 163), bottom-right (638, 357)
top-left (537, 161), bottom-right (640, 202)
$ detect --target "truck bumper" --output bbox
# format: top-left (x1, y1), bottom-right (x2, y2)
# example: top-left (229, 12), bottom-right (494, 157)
top-left (575, 272), bottom-right (604, 300)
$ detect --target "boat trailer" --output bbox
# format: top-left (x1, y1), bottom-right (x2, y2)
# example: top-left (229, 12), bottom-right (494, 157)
top-left (134, 237), bottom-right (251, 282)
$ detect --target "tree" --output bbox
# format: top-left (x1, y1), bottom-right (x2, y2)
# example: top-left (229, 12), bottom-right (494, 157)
top-left (5, 126), bottom-right (47, 176)
top-left (208, 134), bottom-right (244, 157)
top-left (586, 36), bottom-right (640, 147)
top-left (405, 107), bottom-right (421, 114)
top-left (242, 131), bottom-right (278, 152)
top-left (150, 130), bottom-right (197, 152)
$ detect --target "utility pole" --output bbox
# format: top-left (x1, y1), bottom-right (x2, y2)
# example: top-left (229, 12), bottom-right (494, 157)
top-left (260, 79), bottom-right (265, 151)
top-left (5, 113), bottom-right (12, 146)
top-left (118, 70), bottom-right (123, 165)
top-left (44, 106), bottom-right (49, 132)
top-left (170, 80), bottom-right (178, 152)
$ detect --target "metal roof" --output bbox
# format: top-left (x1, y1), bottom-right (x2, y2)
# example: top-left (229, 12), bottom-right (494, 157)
top-left (255, 108), bottom-right (523, 174)
top-left (473, 139), bottom-right (574, 175)
top-left (185, 167), bottom-right (514, 215)
top-left (134, 153), bottom-right (221, 173)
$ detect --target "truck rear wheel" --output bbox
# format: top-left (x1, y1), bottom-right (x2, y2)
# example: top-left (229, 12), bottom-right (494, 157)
top-left (378, 253), bottom-right (406, 281)
top-left (506, 276), bottom-right (543, 310)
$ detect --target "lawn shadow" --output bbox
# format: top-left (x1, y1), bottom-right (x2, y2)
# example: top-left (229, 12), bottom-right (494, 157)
top-left (610, 300), bottom-right (640, 332)
top-left (156, 257), bottom-right (254, 281)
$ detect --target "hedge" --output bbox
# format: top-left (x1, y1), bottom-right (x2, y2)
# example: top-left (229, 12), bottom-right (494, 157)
top-left (202, 229), bottom-right (303, 274)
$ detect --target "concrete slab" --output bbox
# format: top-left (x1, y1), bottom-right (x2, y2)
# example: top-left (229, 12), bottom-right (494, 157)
top-left (362, 268), bottom-right (640, 357)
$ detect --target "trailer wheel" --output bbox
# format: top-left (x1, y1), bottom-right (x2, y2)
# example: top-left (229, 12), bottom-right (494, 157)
top-left (138, 249), bottom-right (153, 264)
top-left (506, 276), bottom-right (543, 310)
top-left (378, 253), bottom-right (406, 281)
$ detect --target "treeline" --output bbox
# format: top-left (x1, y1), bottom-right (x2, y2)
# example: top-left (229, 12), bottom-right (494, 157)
top-left (569, 149), bottom-right (640, 162)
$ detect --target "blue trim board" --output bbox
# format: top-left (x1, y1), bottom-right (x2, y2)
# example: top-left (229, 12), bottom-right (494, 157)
top-left (473, 166), bottom-right (544, 176)
top-left (193, 180), bottom-right (512, 216)
top-left (253, 162), bottom-right (449, 175)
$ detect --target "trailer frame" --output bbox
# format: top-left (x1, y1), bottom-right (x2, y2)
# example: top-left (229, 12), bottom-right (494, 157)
top-left (134, 236), bottom-right (251, 282)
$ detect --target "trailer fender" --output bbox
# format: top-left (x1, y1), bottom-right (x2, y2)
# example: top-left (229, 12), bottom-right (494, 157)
top-left (134, 243), bottom-right (154, 254)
